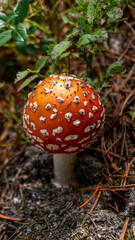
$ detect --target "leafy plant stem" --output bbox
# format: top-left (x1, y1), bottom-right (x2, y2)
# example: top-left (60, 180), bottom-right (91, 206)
top-left (50, 0), bottom-right (61, 17)
top-left (8, 24), bottom-right (15, 30)
top-left (85, 52), bottom-right (93, 74)
top-left (26, 18), bottom-right (51, 34)
top-left (38, 73), bottom-right (45, 78)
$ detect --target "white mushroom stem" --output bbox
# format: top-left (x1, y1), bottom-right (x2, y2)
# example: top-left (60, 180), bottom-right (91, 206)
top-left (52, 153), bottom-right (77, 188)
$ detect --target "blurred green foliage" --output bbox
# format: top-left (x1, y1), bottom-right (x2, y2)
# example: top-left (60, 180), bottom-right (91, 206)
top-left (0, 0), bottom-right (133, 91)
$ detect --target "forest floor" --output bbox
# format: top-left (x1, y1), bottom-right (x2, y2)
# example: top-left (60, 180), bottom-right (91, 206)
top-left (0, 5), bottom-right (135, 240)
top-left (0, 61), bottom-right (135, 240)
top-left (0, 141), bottom-right (135, 240)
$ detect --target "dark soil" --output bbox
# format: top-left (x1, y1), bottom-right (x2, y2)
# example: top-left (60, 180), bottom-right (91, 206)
top-left (0, 136), bottom-right (135, 240)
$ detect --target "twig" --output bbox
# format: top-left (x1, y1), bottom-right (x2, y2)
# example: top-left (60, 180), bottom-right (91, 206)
top-left (101, 136), bottom-right (110, 171)
top-left (74, 182), bottom-right (82, 209)
top-left (119, 89), bottom-right (135, 116)
top-left (74, 182), bottom-right (86, 212)
top-left (84, 190), bottom-right (101, 219)
top-left (80, 183), bottom-right (135, 191)
top-left (121, 157), bottom-right (135, 186)
top-left (7, 224), bottom-right (27, 240)
top-left (0, 225), bottom-right (7, 240)
top-left (104, 51), bottom-right (135, 62)
top-left (102, 173), bottom-right (113, 186)
top-left (107, 153), bottom-right (120, 172)
top-left (113, 126), bottom-right (117, 163)
top-left (121, 124), bottom-right (127, 157)
top-left (107, 203), bottom-right (120, 214)
top-left (102, 185), bottom-right (129, 204)
top-left (124, 20), bottom-right (135, 36)
top-left (102, 131), bottom-right (123, 158)
top-left (0, 213), bottom-right (24, 222)
top-left (80, 182), bottom-right (101, 208)
top-left (118, 37), bottom-right (135, 61)
top-left (119, 217), bottom-right (129, 240)
top-left (89, 147), bottom-right (126, 160)
top-left (109, 175), bottom-right (135, 178)
top-left (119, 63), bottom-right (135, 90)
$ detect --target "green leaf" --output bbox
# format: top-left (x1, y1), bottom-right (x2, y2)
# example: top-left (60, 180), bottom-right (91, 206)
top-left (87, 1), bottom-right (96, 22)
top-left (107, 7), bottom-right (123, 19)
top-left (0, 20), bottom-right (6, 29)
top-left (45, 62), bottom-right (56, 77)
top-left (15, 0), bottom-right (29, 24)
top-left (78, 34), bottom-right (91, 47)
top-left (40, 43), bottom-right (49, 52)
top-left (67, 27), bottom-right (79, 38)
top-left (12, 23), bottom-right (27, 42)
top-left (76, 0), bottom-right (86, 7)
top-left (89, 29), bottom-right (108, 42)
top-left (60, 51), bottom-right (70, 60)
top-left (0, 29), bottom-right (12, 46)
top-left (15, 70), bottom-right (29, 83)
top-left (84, 44), bottom-right (93, 53)
top-left (78, 16), bottom-right (90, 35)
top-left (107, 61), bottom-right (125, 75)
top-left (61, 13), bottom-right (74, 25)
top-left (76, 0), bottom-right (82, 7)
top-left (129, 106), bottom-right (135, 122)
top-left (78, 28), bottom-right (108, 46)
top-left (102, 61), bottom-right (125, 80)
top-left (28, 25), bottom-right (37, 35)
top-left (47, 44), bottom-right (55, 56)
top-left (26, 44), bottom-right (37, 55)
top-left (0, 12), bottom-right (7, 22)
top-left (40, 38), bottom-right (54, 51)
top-left (15, 40), bottom-right (26, 52)
top-left (69, 9), bottom-right (81, 17)
top-left (18, 74), bottom-right (38, 91)
top-left (6, 13), bottom-right (18, 24)
top-left (35, 56), bottom-right (48, 73)
top-left (41, 38), bottom-right (54, 45)
top-left (51, 41), bottom-right (72, 60)
top-left (0, 13), bottom-right (7, 29)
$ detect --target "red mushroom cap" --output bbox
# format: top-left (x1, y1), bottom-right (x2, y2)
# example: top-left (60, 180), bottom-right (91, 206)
top-left (23, 74), bottom-right (105, 154)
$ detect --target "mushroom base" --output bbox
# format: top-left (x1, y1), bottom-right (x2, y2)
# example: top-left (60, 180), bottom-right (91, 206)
top-left (52, 153), bottom-right (77, 188)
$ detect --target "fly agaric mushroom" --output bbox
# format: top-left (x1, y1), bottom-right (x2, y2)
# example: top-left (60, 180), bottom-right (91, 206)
top-left (23, 74), bottom-right (105, 187)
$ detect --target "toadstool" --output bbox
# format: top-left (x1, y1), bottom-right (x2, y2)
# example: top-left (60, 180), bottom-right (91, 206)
top-left (23, 74), bottom-right (105, 187)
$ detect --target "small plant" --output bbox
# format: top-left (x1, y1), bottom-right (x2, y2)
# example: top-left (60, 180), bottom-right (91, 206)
top-left (0, 0), bottom-right (29, 48)
top-left (0, 0), bottom-right (128, 91)
top-left (128, 105), bottom-right (135, 122)
top-left (125, 229), bottom-right (135, 240)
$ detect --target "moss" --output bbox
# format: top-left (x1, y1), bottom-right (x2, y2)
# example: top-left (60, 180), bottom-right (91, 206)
top-left (125, 229), bottom-right (135, 240)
